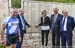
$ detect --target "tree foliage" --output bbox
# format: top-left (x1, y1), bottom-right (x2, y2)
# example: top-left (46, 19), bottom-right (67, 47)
top-left (11, 0), bottom-right (21, 8)
top-left (34, 0), bottom-right (75, 3)
top-left (11, 0), bottom-right (75, 8)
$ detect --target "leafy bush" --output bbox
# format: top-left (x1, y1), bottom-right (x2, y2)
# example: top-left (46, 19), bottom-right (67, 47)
top-left (0, 44), bottom-right (6, 48)
top-left (34, 0), bottom-right (75, 3)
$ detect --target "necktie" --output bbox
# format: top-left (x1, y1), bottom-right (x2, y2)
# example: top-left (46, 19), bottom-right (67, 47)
top-left (61, 17), bottom-right (66, 31)
top-left (62, 17), bottom-right (66, 26)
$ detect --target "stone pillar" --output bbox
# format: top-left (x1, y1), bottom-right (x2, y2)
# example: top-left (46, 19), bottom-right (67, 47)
top-left (8, 0), bottom-right (11, 8)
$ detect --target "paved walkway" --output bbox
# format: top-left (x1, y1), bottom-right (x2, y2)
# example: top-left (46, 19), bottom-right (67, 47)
top-left (21, 30), bottom-right (75, 48)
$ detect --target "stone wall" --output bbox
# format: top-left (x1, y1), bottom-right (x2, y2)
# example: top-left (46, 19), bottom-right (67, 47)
top-left (21, 1), bottom-right (75, 48)
top-left (0, 0), bottom-right (9, 31)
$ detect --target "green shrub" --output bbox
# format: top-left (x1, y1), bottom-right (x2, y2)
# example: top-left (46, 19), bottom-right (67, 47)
top-left (0, 44), bottom-right (6, 48)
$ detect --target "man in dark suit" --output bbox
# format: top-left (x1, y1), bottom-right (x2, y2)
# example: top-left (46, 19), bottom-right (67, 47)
top-left (50, 8), bottom-right (62, 48)
top-left (60, 10), bottom-right (74, 48)
top-left (16, 9), bottom-right (30, 48)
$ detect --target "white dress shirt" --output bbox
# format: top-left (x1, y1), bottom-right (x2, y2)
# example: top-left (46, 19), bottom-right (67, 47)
top-left (54, 14), bottom-right (58, 23)
top-left (20, 16), bottom-right (25, 30)
top-left (62, 16), bottom-right (68, 31)
top-left (43, 16), bottom-right (45, 24)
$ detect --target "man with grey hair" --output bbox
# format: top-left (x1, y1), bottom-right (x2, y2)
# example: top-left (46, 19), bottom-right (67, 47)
top-left (50, 8), bottom-right (62, 48)
top-left (60, 10), bottom-right (74, 48)
top-left (16, 9), bottom-right (30, 48)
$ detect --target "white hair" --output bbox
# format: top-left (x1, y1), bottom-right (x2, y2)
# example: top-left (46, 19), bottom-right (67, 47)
top-left (62, 9), bottom-right (68, 13)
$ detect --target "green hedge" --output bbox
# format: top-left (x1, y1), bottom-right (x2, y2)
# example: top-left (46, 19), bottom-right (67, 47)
top-left (11, 0), bottom-right (21, 8)
top-left (11, 0), bottom-right (75, 8)
top-left (34, 0), bottom-right (75, 3)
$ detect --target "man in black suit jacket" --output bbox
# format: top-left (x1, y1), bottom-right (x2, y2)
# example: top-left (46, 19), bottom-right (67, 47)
top-left (50, 8), bottom-right (62, 48)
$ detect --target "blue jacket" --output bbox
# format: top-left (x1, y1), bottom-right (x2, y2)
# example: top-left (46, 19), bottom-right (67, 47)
top-left (50, 13), bottom-right (62, 31)
top-left (17, 15), bottom-right (30, 31)
top-left (60, 16), bottom-right (74, 32)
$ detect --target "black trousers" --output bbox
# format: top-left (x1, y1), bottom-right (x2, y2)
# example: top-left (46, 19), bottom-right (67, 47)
top-left (41, 30), bottom-right (49, 46)
top-left (52, 30), bottom-right (60, 48)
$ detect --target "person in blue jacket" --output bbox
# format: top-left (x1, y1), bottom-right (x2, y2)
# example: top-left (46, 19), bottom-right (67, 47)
top-left (16, 9), bottom-right (31, 48)
top-left (60, 10), bottom-right (75, 48)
